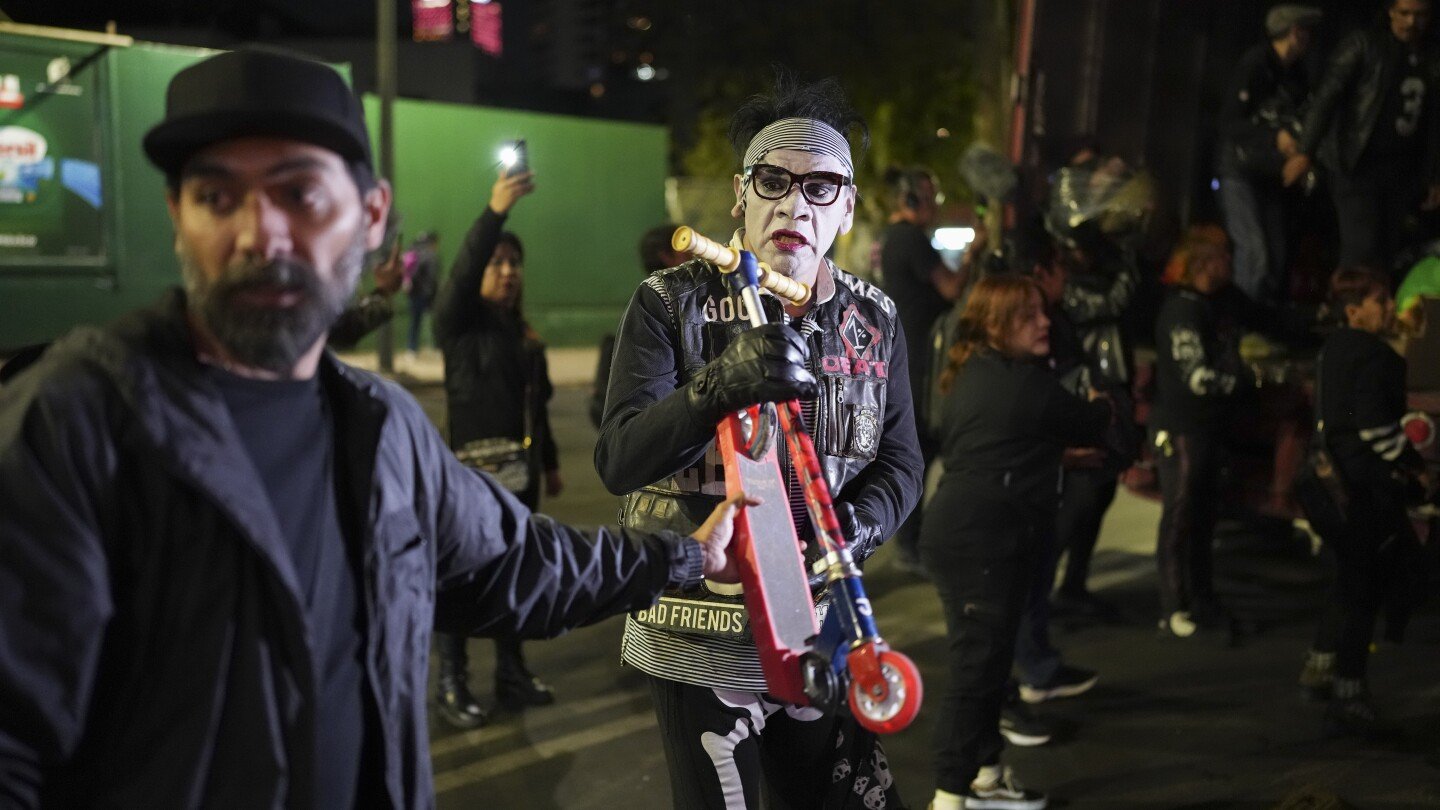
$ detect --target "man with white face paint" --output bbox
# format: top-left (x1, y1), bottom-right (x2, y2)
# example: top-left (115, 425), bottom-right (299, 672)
top-left (596, 74), bottom-right (923, 808)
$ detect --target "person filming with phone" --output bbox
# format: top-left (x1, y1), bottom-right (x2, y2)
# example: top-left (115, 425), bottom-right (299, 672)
top-left (430, 150), bottom-right (565, 727)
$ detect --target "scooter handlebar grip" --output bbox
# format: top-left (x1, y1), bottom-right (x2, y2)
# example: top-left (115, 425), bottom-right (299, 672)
top-left (672, 226), bottom-right (739, 272)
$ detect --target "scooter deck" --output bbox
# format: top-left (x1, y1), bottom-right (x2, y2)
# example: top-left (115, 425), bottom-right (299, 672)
top-left (716, 405), bottom-right (818, 706)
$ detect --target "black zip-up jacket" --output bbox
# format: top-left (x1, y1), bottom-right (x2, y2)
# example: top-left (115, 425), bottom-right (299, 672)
top-left (596, 255), bottom-right (923, 551)
top-left (0, 291), bottom-right (705, 808)
top-left (1301, 27), bottom-right (1440, 180)
top-left (433, 208), bottom-right (558, 481)
top-left (1317, 326), bottom-right (1423, 493)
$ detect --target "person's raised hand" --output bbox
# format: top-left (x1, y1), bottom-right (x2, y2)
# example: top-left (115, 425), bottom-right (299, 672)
top-left (489, 170), bottom-right (535, 215)
top-left (372, 241), bottom-right (404, 296)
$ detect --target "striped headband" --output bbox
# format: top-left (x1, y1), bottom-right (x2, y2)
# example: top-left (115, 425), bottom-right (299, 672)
top-left (742, 117), bottom-right (854, 178)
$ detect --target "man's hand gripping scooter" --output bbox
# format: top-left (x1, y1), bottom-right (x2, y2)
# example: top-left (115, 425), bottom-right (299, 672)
top-left (672, 226), bottom-right (923, 734)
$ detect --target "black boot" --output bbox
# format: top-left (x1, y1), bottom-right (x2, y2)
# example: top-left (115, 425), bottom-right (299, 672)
top-left (437, 672), bottom-right (488, 729)
top-left (1324, 679), bottom-right (1398, 741)
top-left (495, 636), bottom-right (555, 708)
top-left (435, 634), bottom-right (487, 729)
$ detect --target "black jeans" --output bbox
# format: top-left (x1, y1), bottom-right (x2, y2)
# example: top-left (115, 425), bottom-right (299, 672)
top-left (1153, 430), bottom-right (1222, 615)
top-left (1014, 527), bottom-right (1061, 687)
top-left (1055, 465), bottom-right (1120, 596)
top-left (924, 536), bottom-right (1037, 793)
top-left (1311, 488), bottom-right (1407, 679)
top-left (1329, 161), bottom-right (1418, 275)
top-left (893, 437), bottom-right (937, 563)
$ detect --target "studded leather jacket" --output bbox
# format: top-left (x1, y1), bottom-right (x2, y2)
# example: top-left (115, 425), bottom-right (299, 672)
top-left (595, 255), bottom-right (923, 563)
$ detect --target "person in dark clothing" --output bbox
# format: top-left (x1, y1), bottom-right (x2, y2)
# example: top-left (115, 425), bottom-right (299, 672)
top-left (404, 230), bottom-right (440, 356)
top-left (0, 48), bottom-right (753, 809)
top-left (588, 223), bottom-right (683, 429)
top-left (432, 170), bottom-right (564, 726)
top-left (1296, 268), bottom-right (1426, 737)
top-left (1045, 227), bottom-right (1139, 618)
top-left (1151, 238), bottom-right (1246, 639)
top-left (879, 165), bottom-right (983, 572)
top-left (1216, 4), bottom-right (1322, 305)
top-left (997, 247), bottom-right (1116, 721)
top-left (596, 74), bottom-right (923, 809)
top-left (920, 275), bottom-right (1113, 810)
top-left (1288, 0), bottom-right (1440, 273)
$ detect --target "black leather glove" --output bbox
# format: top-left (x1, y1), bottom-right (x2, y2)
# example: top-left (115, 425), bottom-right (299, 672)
top-left (835, 501), bottom-right (883, 565)
top-left (807, 502), bottom-right (883, 588)
top-left (685, 323), bottom-right (818, 424)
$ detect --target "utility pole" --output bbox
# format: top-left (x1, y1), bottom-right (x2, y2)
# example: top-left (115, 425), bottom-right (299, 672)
top-left (376, 0), bottom-right (397, 373)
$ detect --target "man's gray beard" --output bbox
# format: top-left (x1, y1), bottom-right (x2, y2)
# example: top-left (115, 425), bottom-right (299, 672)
top-left (179, 232), bottom-right (366, 373)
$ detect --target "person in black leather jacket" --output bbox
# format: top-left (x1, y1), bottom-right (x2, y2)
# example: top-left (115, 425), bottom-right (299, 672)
top-left (432, 169), bottom-right (564, 727)
top-left (0, 47), bottom-right (748, 809)
top-left (595, 74), bottom-right (923, 809)
top-left (1289, 0), bottom-right (1440, 272)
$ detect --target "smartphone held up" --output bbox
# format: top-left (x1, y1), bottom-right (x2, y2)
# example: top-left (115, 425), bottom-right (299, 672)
top-left (499, 139), bottom-right (528, 177)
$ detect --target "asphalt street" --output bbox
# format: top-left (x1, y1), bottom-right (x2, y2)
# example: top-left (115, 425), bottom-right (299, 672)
top-left (373, 352), bottom-right (1440, 809)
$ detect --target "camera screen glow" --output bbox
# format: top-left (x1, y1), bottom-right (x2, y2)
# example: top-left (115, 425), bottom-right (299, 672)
top-left (932, 227), bottom-right (976, 251)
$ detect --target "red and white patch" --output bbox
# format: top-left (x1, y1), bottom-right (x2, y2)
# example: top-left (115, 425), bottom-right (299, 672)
top-left (840, 304), bottom-right (880, 360)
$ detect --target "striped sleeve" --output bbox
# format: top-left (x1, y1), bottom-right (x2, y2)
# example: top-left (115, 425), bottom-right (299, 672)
top-left (1358, 422), bottom-right (1407, 462)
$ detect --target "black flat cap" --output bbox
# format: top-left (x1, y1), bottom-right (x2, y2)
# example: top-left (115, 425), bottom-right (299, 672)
top-left (1266, 4), bottom-right (1323, 37)
top-left (143, 47), bottom-right (372, 175)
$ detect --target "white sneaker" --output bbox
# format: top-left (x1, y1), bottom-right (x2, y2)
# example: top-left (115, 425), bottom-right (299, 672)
top-left (964, 766), bottom-right (1047, 809)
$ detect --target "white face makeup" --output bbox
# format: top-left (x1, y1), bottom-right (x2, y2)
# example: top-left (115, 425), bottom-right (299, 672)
top-left (733, 147), bottom-right (856, 288)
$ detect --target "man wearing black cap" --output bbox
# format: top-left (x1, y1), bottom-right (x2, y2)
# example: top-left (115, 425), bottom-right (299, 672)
top-left (1289, 0), bottom-right (1440, 274)
top-left (0, 47), bottom-right (752, 808)
top-left (1215, 3), bottom-right (1321, 306)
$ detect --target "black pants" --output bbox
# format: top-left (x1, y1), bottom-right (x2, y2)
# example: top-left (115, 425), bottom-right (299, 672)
top-left (1330, 161), bottom-right (1418, 274)
top-left (893, 438), bottom-right (937, 562)
top-left (1055, 466), bottom-right (1119, 596)
top-left (645, 676), bottom-right (904, 809)
top-left (1014, 527), bottom-right (1061, 686)
top-left (1154, 430), bottom-right (1222, 615)
top-left (436, 632), bottom-right (528, 682)
top-left (923, 539), bottom-right (1036, 793)
top-left (1311, 488), bottom-right (1408, 679)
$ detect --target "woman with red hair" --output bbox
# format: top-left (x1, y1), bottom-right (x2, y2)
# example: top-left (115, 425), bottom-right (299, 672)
top-left (921, 276), bottom-right (1114, 810)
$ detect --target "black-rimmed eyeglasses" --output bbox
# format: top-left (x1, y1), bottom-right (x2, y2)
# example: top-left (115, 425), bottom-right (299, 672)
top-left (743, 163), bottom-right (852, 206)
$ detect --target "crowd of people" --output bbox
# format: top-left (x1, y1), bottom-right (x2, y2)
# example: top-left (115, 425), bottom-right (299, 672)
top-left (0, 4), bottom-right (1438, 806)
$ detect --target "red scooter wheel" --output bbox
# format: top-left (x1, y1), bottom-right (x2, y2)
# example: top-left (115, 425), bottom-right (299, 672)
top-left (848, 650), bottom-right (923, 734)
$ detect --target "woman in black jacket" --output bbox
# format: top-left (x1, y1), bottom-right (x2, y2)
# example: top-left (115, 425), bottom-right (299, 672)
top-left (920, 275), bottom-right (1113, 810)
top-left (431, 170), bottom-right (563, 728)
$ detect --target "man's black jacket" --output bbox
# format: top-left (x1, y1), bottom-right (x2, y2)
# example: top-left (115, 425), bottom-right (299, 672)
top-left (1218, 41), bottom-right (1312, 179)
top-left (0, 291), bottom-right (704, 808)
top-left (1301, 27), bottom-right (1440, 181)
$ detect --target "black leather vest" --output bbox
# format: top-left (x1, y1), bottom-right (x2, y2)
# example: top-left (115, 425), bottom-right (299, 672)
top-left (620, 258), bottom-right (900, 538)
